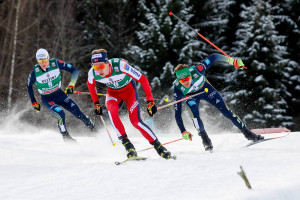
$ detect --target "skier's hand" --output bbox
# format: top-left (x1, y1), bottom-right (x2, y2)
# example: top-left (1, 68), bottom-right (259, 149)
top-left (65, 85), bottom-right (74, 94)
top-left (147, 101), bottom-right (157, 117)
top-left (182, 131), bottom-right (193, 141)
top-left (94, 102), bottom-right (102, 115)
top-left (233, 59), bottom-right (245, 70)
top-left (32, 101), bottom-right (40, 112)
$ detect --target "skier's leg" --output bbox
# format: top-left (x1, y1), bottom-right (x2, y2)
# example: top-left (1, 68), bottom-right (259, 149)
top-left (106, 92), bottom-right (137, 158)
top-left (41, 97), bottom-right (76, 142)
top-left (124, 81), bottom-right (171, 159)
top-left (202, 82), bottom-right (263, 141)
top-left (186, 98), bottom-right (213, 151)
top-left (186, 98), bottom-right (205, 132)
top-left (59, 94), bottom-right (95, 131)
top-left (124, 83), bottom-right (157, 143)
top-left (105, 94), bottom-right (126, 138)
top-left (202, 82), bottom-right (244, 128)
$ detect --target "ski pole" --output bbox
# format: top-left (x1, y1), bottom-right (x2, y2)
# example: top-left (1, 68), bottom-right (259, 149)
top-left (74, 91), bottom-right (106, 96)
top-left (137, 138), bottom-right (184, 153)
top-left (169, 11), bottom-right (247, 69)
top-left (100, 115), bottom-right (116, 146)
top-left (74, 91), bottom-right (169, 102)
top-left (157, 88), bottom-right (208, 111)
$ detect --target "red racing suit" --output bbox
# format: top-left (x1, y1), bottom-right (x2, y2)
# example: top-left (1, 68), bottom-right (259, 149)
top-left (87, 58), bottom-right (157, 143)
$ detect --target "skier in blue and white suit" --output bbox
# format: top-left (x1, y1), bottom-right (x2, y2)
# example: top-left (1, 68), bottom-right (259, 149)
top-left (27, 48), bottom-right (95, 142)
top-left (173, 53), bottom-right (264, 151)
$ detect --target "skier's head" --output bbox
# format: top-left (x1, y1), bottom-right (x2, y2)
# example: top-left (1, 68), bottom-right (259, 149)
top-left (91, 49), bottom-right (109, 77)
top-left (174, 64), bottom-right (192, 88)
top-left (36, 48), bottom-right (50, 70)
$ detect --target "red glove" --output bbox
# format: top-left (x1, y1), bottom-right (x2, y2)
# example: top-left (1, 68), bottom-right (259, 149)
top-left (65, 85), bottom-right (74, 94)
top-left (233, 59), bottom-right (246, 70)
top-left (94, 102), bottom-right (102, 115)
top-left (147, 101), bottom-right (157, 117)
top-left (32, 102), bottom-right (40, 112)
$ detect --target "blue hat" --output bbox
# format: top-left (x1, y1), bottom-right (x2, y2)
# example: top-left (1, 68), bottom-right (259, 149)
top-left (91, 52), bottom-right (108, 63)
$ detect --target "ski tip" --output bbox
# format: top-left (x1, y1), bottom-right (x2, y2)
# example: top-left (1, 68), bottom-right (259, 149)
top-left (115, 162), bottom-right (121, 165)
top-left (169, 11), bottom-right (173, 16)
top-left (170, 155), bottom-right (177, 160)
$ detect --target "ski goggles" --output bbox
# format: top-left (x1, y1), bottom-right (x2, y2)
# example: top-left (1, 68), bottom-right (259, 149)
top-left (179, 76), bottom-right (191, 84)
top-left (176, 68), bottom-right (191, 82)
top-left (37, 58), bottom-right (49, 63)
top-left (92, 63), bottom-right (106, 70)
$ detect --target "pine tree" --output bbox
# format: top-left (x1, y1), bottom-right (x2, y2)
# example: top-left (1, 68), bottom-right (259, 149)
top-left (193, 0), bottom-right (237, 90)
top-left (126, 0), bottom-right (206, 94)
top-left (76, 0), bottom-right (140, 61)
top-left (225, 0), bottom-right (293, 128)
top-left (271, 0), bottom-right (300, 130)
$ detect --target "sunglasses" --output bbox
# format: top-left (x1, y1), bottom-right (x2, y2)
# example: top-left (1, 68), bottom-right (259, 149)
top-left (179, 76), bottom-right (191, 84)
top-left (37, 59), bottom-right (49, 63)
top-left (92, 63), bottom-right (106, 70)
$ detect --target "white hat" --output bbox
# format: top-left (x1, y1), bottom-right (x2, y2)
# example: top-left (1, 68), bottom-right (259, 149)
top-left (36, 48), bottom-right (49, 60)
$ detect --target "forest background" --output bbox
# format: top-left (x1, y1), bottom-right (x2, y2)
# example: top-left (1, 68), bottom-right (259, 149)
top-left (0, 0), bottom-right (299, 133)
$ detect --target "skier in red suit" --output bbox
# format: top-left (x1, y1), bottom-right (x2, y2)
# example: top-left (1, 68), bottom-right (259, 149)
top-left (87, 49), bottom-right (172, 159)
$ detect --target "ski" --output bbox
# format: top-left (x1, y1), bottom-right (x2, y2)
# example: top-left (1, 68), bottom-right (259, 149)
top-left (115, 155), bottom-right (177, 165)
top-left (115, 156), bottom-right (147, 165)
top-left (245, 133), bottom-right (290, 147)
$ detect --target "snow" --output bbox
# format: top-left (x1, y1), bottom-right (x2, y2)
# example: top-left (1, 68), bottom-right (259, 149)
top-left (0, 117), bottom-right (300, 200)
top-left (254, 75), bottom-right (265, 83)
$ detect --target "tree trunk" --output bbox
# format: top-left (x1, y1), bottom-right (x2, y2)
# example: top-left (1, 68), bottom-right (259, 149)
top-left (7, 0), bottom-right (21, 112)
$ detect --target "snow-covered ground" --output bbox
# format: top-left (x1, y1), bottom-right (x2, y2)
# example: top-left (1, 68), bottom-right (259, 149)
top-left (0, 113), bottom-right (299, 200)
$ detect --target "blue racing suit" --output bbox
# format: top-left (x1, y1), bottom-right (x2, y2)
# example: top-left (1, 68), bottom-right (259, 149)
top-left (27, 59), bottom-right (93, 132)
top-left (174, 53), bottom-right (245, 134)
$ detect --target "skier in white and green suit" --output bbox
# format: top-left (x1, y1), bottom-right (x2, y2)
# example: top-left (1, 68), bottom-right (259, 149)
top-left (27, 48), bottom-right (95, 142)
top-left (173, 53), bottom-right (264, 151)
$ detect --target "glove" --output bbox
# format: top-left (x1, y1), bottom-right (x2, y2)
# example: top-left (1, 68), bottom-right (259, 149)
top-left (233, 59), bottom-right (245, 70)
top-left (65, 85), bottom-right (74, 94)
top-left (32, 101), bottom-right (40, 112)
top-left (147, 101), bottom-right (157, 117)
top-left (182, 131), bottom-right (193, 141)
top-left (94, 102), bottom-right (102, 115)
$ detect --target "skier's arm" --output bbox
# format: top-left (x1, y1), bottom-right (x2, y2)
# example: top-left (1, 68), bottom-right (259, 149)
top-left (174, 86), bottom-right (186, 133)
top-left (27, 70), bottom-right (37, 103)
top-left (195, 53), bottom-right (245, 74)
top-left (120, 60), bottom-right (154, 101)
top-left (56, 59), bottom-right (79, 87)
top-left (87, 68), bottom-right (99, 104)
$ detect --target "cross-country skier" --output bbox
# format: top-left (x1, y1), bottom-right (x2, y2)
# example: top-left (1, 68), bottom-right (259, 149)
top-left (173, 53), bottom-right (264, 151)
top-left (27, 48), bottom-right (95, 142)
top-left (87, 49), bottom-right (172, 159)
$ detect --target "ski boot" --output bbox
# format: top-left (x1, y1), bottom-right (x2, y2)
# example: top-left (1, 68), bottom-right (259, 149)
top-left (199, 131), bottom-right (213, 151)
top-left (240, 126), bottom-right (264, 142)
top-left (85, 116), bottom-right (97, 133)
top-left (151, 139), bottom-right (172, 159)
top-left (120, 135), bottom-right (137, 158)
top-left (61, 131), bottom-right (77, 143)
top-left (57, 123), bottom-right (77, 143)
top-left (88, 120), bottom-right (97, 133)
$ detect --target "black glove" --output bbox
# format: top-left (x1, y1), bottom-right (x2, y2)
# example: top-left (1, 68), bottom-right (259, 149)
top-left (94, 102), bottom-right (102, 115)
top-left (65, 85), bottom-right (74, 94)
top-left (147, 101), bottom-right (157, 117)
